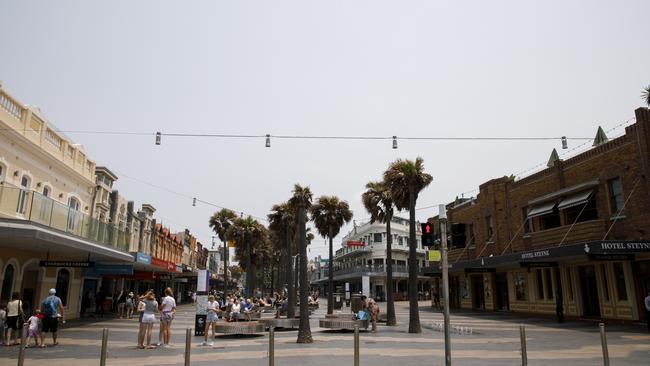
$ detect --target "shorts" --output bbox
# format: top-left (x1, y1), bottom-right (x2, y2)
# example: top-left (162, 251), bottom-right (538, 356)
top-left (6, 316), bottom-right (19, 330)
top-left (28, 328), bottom-right (39, 338)
top-left (160, 312), bottom-right (174, 325)
top-left (206, 312), bottom-right (218, 324)
top-left (42, 317), bottom-right (58, 333)
top-left (141, 313), bottom-right (156, 324)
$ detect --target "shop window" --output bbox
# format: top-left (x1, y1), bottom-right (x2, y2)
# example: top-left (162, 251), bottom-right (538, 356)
top-left (539, 207), bottom-right (561, 230)
top-left (544, 268), bottom-right (554, 300)
top-left (1, 264), bottom-right (15, 302)
top-left (608, 178), bottom-right (624, 215)
top-left (514, 273), bottom-right (528, 301)
top-left (536, 269), bottom-right (544, 300)
top-left (601, 265), bottom-right (610, 302)
top-left (613, 262), bottom-right (627, 301)
top-left (451, 223), bottom-right (466, 248)
top-left (485, 215), bottom-right (493, 242)
top-left (55, 269), bottom-right (70, 306)
top-left (564, 198), bottom-right (598, 224)
top-left (373, 233), bottom-right (382, 243)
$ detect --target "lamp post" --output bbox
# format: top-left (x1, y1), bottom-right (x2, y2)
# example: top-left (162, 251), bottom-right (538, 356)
top-left (439, 204), bottom-right (451, 366)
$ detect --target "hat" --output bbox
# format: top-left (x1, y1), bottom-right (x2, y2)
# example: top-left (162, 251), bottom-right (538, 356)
top-left (49, 288), bottom-right (56, 295)
top-left (129, 292), bottom-right (134, 296)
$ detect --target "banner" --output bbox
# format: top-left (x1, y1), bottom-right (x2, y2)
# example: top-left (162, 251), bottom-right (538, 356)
top-left (197, 269), bottom-right (209, 292)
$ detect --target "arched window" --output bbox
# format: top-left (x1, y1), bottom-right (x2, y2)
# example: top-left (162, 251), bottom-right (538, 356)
top-left (1, 264), bottom-right (15, 303)
top-left (43, 186), bottom-right (50, 197)
top-left (16, 175), bottom-right (31, 214)
top-left (67, 196), bottom-right (81, 232)
top-left (55, 269), bottom-right (70, 306)
top-left (0, 164), bottom-right (5, 182)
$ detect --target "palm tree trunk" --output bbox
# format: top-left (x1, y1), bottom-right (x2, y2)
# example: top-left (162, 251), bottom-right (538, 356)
top-left (327, 226), bottom-right (334, 314)
top-left (287, 229), bottom-right (295, 318)
top-left (246, 240), bottom-right (253, 298)
top-left (386, 212), bottom-right (396, 326)
top-left (408, 188), bottom-right (421, 333)
top-left (297, 204), bottom-right (313, 343)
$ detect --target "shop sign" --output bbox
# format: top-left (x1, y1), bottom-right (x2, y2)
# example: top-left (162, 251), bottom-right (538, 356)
top-left (426, 250), bottom-right (441, 262)
top-left (586, 241), bottom-right (650, 254)
top-left (159, 274), bottom-right (173, 280)
top-left (151, 257), bottom-right (168, 268)
top-left (588, 254), bottom-right (635, 261)
top-left (84, 264), bottom-right (134, 276)
top-left (520, 250), bottom-right (550, 260)
top-left (176, 265), bottom-right (183, 273)
top-left (520, 262), bottom-right (558, 268)
top-left (132, 271), bottom-right (156, 280)
top-left (135, 252), bottom-right (151, 265)
top-left (464, 267), bottom-right (496, 273)
top-left (167, 262), bottom-right (176, 271)
top-left (346, 240), bottom-right (365, 247)
top-left (40, 261), bottom-right (94, 268)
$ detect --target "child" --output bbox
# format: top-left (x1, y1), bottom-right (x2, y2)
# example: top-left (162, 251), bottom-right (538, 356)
top-left (26, 309), bottom-right (45, 348)
top-left (0, 303), bottom-right (6, 346)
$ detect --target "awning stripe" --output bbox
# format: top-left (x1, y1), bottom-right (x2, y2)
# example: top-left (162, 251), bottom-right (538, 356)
top-left (558, 190), bottom-right (593, 210)
top-left (527, 201), bottom-right (557, 218)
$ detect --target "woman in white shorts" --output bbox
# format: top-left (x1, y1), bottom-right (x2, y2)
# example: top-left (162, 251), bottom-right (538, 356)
top-left (202, 295), bottom-right (220, 346)
top-left (158, 287), bottom-right (177, 347)
top-left (137, 291), bottom-right (158, 349)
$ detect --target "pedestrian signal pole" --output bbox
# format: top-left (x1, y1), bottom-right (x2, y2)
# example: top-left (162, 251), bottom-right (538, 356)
top-left (439, 204), bottom-right (451, 366)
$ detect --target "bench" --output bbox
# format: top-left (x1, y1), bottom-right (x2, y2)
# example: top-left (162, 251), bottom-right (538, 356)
top-left (215, 321), bottom-right (266, 335)
top-left (259, 318), bottom-right (300, 329)
top-left (319, 314), bottom-right (368, 330)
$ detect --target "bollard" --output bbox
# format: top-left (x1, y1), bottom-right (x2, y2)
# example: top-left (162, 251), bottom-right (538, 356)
top-left (599, 323), bottom-right (610, 366)
top-left (354, 325), bottom-right (360, 366)
top-left (269, 326), bottom-right (275, 366)
top-left (100, 328), bottom-right (109, 366)
top-left (519, 324), bottom-right (527, 366)
top-left (184, 328), bottom-right (192, 366)
top-left (17, 323), bottom-right (27, 366)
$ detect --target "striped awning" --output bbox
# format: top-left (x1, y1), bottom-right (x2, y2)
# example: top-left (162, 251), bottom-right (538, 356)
top-left (527, 201), bottom-right (557, 218)
top-left (558, 190), bottom-right (593, 210)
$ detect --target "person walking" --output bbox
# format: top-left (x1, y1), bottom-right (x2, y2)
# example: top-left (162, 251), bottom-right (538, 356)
top-left (41, 288), bottom-right (64, 346)
top-left (644, 291), bottom-right (650, 331)
top-left (138, 291), bottom-right (158, 349)
top-left (0, 303), bottom-right (7, 346)
top-left (368, 298), bottom-right (380, 332)
top-left (202, 295), bottom-right (219, 346)
top-left (25, 308), bottom-right (44, 348)
top-left (6, 292), bottom-right (24, 346)
top-left (157, 287), bottom-right (176, 347)
top-left (126, 292), bottom-right (135, 319)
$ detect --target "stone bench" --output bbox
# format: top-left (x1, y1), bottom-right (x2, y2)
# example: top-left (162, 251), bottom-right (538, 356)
top-left (259, 318), bottom-right (300, 329)
top-left (319, 316), bottom-right (368, 330)
top-left (215, 321), bottom-right (266, 335)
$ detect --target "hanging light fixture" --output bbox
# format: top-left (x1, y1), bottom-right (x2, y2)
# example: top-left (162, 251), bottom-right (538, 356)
top-left (155, 132), bottom-right (161, 145)
top-left (392, 136), bottom-right (398, 149)
top-left (265, 134), bottom-right (271, 148)
top-left (561, 136), bottom-right (568, 149)
top-left (192, 197), bottom-right (197, 207)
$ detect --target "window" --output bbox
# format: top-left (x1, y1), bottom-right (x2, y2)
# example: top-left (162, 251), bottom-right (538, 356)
top-left (398, 237), bottom-right (404, 246)
top-left (55, 269), bottom-right (70, 306)
top-left (613, 262), bottom-right (627, 301)
top-left (602, 265), bottom-right (610, 302)
top-left (544, 268), bottom-right (554, 300)
top-left (16, 175), bottom-right (31, 214)
top-left (467, 223), bottom-right (476, 247)
top-left (514, 273), bottom-right (528, 301)
top-left (539, 206), bottom-right (561, 230)
top-left (43, 186), bottom-right (50, 197)
top-left (564, 197), bottom-right (598, 223)
top-left (608, 178), bottom-right (623, 215)
top-left (67, 197), bottom-right (81, 232)
top-left (0, 165), bottom-right (4, 182)
top-left (373, 233), bottom-right (382, 243)
top-left (522, 207), bottom-right (532, 233)
top-left (1, 264), bottom-right (15, 303)
top-left (485, 215), bottom-right (493, 242)
top-left (536, 269), bottom-right (544, 300)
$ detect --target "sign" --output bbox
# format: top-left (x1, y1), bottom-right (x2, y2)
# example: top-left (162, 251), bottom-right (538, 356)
top-left (194, 315), bottom-right (206, 336)
top-left (464, 267), bottom-right (496, 273)
top-left (174, 278), bottom-right (189, 283)
top-left (134, 252), bottom-right (151, 265)
top-left (427, 250), bottom-right (441, 262)
top-left (176, 265), bottom-right (183, 273)
top-left (151, 257), bottom-right (168, 269)
top-left (520, 262), bottom-right (558, 268)
top-left (197, 269), bottom-right (209, 292)
top-left (227, 240), bottom-right (236, 248)
top-left (362, 275), bottom-right (370, 297)
top-left (167, 262), bottom-right (176, 271)
top-left (346, 240), bottom-right (365, 247)
top-left (158, 274), bottom-right (173, 281)
top-left (40, 261), bottom-right (94, 268)
top-left (520, 250), bottom-right (550, 260)
top-left (589, 254), bottom-right (635, 261)
top-left (585, 241), bottom-right (650, 254)
top-left (131, 271), bottom-right (156, 280)
top-left (84, 264), bottom-right (134, 276)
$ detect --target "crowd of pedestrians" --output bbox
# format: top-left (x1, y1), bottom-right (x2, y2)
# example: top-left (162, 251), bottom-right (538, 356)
top-left (0, 289), bottom-right (65, 347)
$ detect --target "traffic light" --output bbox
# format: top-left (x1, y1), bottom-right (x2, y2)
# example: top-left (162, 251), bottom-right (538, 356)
top-left (421, 222), bottom-right (435, 247)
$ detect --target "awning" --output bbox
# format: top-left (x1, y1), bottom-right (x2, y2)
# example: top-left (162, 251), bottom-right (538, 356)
top-left (558, 190), bottom-right (593, 210)
top-left (527, 201), bottom-right (557, 218)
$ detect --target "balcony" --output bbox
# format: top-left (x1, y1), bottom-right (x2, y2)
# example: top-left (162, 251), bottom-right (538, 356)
top-left (332, 264), bottom-right (424, 277)
top-left (0, 186), bottom-right (132, 257)
top-left (524, 219), bottom-right (608, 250)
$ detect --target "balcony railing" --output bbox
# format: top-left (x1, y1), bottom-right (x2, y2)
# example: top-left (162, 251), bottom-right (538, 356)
top-left (333, 264), bottom-right (422, 276)
top-left (0, 186), bottom-right (130, 252)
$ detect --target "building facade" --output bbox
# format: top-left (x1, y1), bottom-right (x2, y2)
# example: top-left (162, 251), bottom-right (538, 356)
top-left (425, 107), bottom-right (650, 322)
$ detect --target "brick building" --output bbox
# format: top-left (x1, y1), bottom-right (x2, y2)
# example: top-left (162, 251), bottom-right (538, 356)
top-left (425, 107), bottom-right (650, 322)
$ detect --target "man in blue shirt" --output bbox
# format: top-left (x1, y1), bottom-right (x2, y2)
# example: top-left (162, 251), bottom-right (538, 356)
top-left (41, 288), bottom-right (64, 346)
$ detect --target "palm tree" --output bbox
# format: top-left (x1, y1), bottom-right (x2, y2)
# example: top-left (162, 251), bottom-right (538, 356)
top-left (362, 181), bottom-right (396, 326)
top-left (268, 202), bottom-right (297, 317)
top-left (289, 184), bottom-right (314, 343)
top-left (643, 85), bottom-right (650, 107)
top-left (384, 157), bottom-right (433, 333)
top-left (309, 195), bottom-right (353, 315)
top-left (225, 216), bottom-right (269, 297)
top-left (209, 208), bottom-right (238, 295)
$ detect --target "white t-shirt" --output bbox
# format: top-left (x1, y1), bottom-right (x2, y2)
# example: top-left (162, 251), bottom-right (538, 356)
top-left (28, 316), bottom-right (39, 331)
top-left (231, 303), bottom-right (241, 313)
top-left (207, 300), bottom-right (219, 313)
top-left (162, 296), bottom-right (176, 312)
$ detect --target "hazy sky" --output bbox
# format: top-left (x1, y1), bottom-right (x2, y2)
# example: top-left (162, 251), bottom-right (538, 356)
top-left (1, 1), bottom-right (649, 259)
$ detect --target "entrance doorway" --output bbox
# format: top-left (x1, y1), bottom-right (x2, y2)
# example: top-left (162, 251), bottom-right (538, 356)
top-left (579, 266), bottom-right (600, 317)
top-left (633, 261), bottom-right (650, 323)
top-left (472, 275), bottom-right (485, 310)
top-left (81, 279), bottom-right (98, 316)
top-left (495, 273), bottom-right (509, 311)
top-left (21, 268), bottom-right (40, 317)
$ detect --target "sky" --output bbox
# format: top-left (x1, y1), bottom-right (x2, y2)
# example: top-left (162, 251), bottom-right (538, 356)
top-left (1, 0), bottom-right (649, 259)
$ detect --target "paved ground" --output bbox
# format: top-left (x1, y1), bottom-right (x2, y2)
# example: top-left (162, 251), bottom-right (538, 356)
top-left (1, 300), bottom-right (649, 365)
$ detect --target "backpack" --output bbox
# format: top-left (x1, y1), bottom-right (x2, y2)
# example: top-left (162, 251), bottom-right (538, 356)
top-left (42, 296), bottom-right (58, 317)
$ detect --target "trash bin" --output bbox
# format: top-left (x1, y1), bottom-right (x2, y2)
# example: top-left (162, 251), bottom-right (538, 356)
top-left (333, 293), bottom-right (344, 310)
top-left (351, 294), bottom-right (364, 313)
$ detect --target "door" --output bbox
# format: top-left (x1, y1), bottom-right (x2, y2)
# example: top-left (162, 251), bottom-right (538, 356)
top-left (472, 275), bottom-right (485, 310)
top-left (579, 266), bottom-right (600, 317)
top-left (495, 273), bottom-right (510, 311)
top-left (449, 276), bottom-right (460, 309)
top-left (21, 270), bottom-right (39, 317)
top-left (633, 261), bottom-right (650, 322)
top-left (81, 279), bottom-right (98, 315)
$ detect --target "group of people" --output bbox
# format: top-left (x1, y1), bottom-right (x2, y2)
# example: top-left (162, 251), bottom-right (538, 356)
top-left (0, 289), bottom-right (65, 347)
top-left (135, 287), bottom-right (177, 349)
top-left (359, 295), bottom-right (380, 332)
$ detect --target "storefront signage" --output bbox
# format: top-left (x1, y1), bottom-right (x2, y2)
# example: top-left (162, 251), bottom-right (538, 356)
top-left (588, 254), bottom-right (635, 261)
top-left (346, 240), bottom-right (365, 247)
top-left (84, 264), bottom-right (134, 276)
top-left (135, 252), bottom-right (151, 265)
top-left (520, 250), bottom-right (550, 260)
top-left (131, 271), bottom-right (156, 280)
top-left (426, 250), bottom-right (441, 262)
top-left (176, 265), bottom-right (183, 273)
top-left (464, 267), bottom-right (496, 273)
top-left (586, 241), bottom-right (650, 254)
top-left (159, 274), bottom-right (173, 280)
top-left (520, 262), bottom-right (558, 268)
top-left (167, 262), bottom-right (176, 271)
top-left (151, 257), bottom-right (168, 268)
top-left (40, 261), bottom-right (94, 268)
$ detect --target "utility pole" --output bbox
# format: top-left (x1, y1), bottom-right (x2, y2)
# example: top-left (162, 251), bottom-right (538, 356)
top-left (439, 204), bottom-right (451, 366)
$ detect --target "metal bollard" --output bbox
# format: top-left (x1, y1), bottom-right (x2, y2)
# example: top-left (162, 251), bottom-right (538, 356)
top-left (269, 326), bottom-right (275, 366)
top-left (184, 328), bottom-right (192, 366)
top-left (17, 323), bottom-right (28, 366)
top-left (519, 324), bottom-right (527, 366)
top-left (100, 328), bottom-right (109, 366)
top-left (599, 323), bottom-right (610, 366)
top-left (354, 325), bottom-right (360, 366)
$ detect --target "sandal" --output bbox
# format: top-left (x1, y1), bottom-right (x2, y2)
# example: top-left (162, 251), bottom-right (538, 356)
top-left (146, 345), bottom-right (155, 349)
top-left (136, 345), bottom-right (145, 349)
